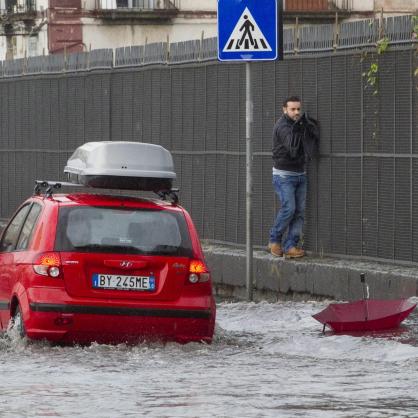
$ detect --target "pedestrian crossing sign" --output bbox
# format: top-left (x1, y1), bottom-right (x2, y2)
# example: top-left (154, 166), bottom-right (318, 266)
top-left (218, 0), bottom-right (280, 61)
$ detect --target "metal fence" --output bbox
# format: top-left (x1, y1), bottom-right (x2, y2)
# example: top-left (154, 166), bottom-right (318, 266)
top-left (0, 14), bottom-right (415, 77)
top-left (0, 15), bottom-right (417, 265)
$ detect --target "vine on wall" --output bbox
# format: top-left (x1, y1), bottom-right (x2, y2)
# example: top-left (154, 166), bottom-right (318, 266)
top-left (363, 15), bottom-right (417, 93)
top-left (364, 36), bottom-right (389, 96)
top-left (361, 16), bottom-right (417, 144)
top-left (360, 32), bottom-right (389, 144)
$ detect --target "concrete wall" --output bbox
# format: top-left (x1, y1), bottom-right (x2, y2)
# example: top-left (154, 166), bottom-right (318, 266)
top-left (204, 244), bottom-right (418, 302)
top-left (81, 0), bottom-right (217, 48)
top-left (348, 0), bottom-right (374, 11)
top-left (38, 0), bottom-right (48, 10)
top-left (82, 18), bottom-right (216, 49)
top-left (172, 0), bottom-right (216, 11)
top-left (374, 0), bottom-right (418, 12)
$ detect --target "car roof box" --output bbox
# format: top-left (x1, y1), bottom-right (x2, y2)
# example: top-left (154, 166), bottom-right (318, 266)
top-left (64, 141), bottom-right (176, 191)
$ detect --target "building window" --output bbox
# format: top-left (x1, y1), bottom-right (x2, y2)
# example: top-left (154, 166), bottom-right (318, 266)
top-left (100, 0), bottom-right (155, 9)
top-left (28, 35), bottom-right (38, 57)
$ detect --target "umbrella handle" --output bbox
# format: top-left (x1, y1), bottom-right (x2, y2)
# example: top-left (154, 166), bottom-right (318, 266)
top-left (361, 273), bottom-right (370, 321)
top-left (360, 273), bottom-right (370, 300)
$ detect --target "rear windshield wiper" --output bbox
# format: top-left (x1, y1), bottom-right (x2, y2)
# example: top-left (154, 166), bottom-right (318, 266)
top-left (151, 244), bottom-right (179, 254)
top-left (72, 244), bottom-right (144, 254)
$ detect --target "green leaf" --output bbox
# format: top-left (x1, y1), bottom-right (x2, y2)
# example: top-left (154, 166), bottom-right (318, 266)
top-left (377, 37), bottom-right (389, 54)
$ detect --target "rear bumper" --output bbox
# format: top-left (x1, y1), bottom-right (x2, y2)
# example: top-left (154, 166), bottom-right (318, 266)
top-left (22, 288), bottom-right (216, 344)
top-left (30, 302), bottom-right (212, 319)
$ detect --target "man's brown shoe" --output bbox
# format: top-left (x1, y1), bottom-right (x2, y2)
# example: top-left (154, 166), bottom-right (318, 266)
top-left (268, 242), bottom-right (283, 257)
top-left (285, 247), bottom-right (305, 259)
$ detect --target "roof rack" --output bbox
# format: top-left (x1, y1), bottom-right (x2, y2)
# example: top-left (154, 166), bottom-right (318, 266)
top-left (33, 180), bottom-right (180, 203)
top-left (34, 180), bottom-right (81, 198)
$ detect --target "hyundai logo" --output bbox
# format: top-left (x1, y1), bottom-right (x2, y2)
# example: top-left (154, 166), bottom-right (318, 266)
top-left (120, 261), bottom-right (133, 268)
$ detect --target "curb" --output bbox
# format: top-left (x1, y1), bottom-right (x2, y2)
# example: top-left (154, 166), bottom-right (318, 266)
top-left (203, 243), bottom-right (418, 302)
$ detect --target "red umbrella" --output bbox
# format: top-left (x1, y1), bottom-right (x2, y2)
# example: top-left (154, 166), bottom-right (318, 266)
top-left (312, 274), bottom-right (417, 332)
top-left (312, 298), bottom-right (416, 332)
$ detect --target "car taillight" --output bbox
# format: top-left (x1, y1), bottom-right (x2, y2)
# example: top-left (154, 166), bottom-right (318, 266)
top-left (188, 260), bottom-right (210, 284)
top-left (33, 252), bottom-right (62, 278)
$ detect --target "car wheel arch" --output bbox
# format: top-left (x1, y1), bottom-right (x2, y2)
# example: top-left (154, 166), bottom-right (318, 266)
top-left (9, 295), bottom-right (19, 318)
top-left (9, 285), bottom-right (30, 323)
top-left (9, 301), bottom-right (26, 338)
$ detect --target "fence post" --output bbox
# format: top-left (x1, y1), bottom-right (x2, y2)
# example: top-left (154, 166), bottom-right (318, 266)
top-left (166, 34), bottom-right (170, 63)
top-left (87, 44), bottom-right (91, 69)
top-left (199, 30), bottom-right (204, 61)
top-left (333, 11), bottom-right (339, 51)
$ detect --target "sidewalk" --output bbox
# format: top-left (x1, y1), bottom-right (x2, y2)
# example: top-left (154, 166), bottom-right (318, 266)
top-left (203, 243), bottom-right (418, 302)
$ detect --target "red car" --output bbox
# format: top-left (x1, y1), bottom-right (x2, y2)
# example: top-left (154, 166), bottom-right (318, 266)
top-left (0, 190), bottom-right (215, 344)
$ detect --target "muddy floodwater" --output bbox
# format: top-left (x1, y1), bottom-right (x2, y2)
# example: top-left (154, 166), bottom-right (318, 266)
top-left (1, 299), bottom-right (418, 417)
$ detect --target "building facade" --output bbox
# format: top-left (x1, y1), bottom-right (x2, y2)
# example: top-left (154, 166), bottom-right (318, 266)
top-left (0, 0), bottom-right (416, 60)
top-left (0, 0), bottom-right (217, 59)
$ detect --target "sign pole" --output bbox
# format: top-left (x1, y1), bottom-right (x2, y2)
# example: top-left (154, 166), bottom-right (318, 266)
top-left (245, 61), bottom-right (253, 302)
top-left (217, 0), bottom-right (281, 302)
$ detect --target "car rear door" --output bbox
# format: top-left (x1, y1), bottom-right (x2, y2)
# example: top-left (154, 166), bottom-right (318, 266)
top-left (60, 253), bottom-right (191, 301)
top-left (56, 204), bottom-right (193, 302)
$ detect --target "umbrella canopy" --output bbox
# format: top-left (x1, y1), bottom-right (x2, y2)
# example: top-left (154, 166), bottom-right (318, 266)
top-left (312, 299), bottom-right (416, 332)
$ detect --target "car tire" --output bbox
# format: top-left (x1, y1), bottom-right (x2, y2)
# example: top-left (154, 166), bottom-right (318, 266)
top-left (10, 305), bottom-right (26, 338)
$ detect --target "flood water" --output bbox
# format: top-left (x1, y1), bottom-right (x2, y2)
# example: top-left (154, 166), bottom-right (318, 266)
top-left (1, 299), bottom-right (418, 417)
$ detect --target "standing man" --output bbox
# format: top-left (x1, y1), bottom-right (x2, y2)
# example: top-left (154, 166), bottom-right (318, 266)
top-left (268, 96), bottom-right (319, 258)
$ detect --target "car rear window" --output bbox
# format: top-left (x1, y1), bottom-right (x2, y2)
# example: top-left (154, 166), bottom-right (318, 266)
top-left (55, 206), bottom-right (193, 257)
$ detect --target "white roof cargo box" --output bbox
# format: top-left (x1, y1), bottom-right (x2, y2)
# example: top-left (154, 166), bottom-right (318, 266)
top-left (64, 141), bottom-right (176, 191)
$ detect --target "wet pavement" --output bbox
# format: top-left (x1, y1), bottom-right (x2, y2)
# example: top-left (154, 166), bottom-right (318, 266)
top-left (1, 299), bottom-right (418, 417)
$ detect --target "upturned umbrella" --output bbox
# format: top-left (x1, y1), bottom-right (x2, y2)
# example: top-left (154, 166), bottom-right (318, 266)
top-left (312, 274), bottom-right (416, 332)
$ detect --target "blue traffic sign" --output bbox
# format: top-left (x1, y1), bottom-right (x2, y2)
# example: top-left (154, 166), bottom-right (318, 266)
top-left (218, 0), bottom-right (279, 61)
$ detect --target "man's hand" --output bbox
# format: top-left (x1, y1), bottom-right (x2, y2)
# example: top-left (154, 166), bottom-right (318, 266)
top-left (303, 112), bottom-right (319, 128)
top-left (303, 112), bottom-right (320, 143)
top-left (294, 112), bottom-right (308, 128)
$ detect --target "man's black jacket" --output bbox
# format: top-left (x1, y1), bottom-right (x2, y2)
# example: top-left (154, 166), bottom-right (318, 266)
top-left (272, 113), bottom-right (320, 173)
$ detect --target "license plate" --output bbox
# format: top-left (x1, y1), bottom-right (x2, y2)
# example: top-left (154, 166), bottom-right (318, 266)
top-left (92, 274), bottom-right (155, 291)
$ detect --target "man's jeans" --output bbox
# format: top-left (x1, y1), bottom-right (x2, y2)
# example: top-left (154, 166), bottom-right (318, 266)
top-left (269, 174), bottom-right (307, 252)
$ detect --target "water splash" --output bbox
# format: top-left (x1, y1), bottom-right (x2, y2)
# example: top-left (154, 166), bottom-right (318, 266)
top-left (0, 300), bottom-right (418, 417)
